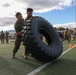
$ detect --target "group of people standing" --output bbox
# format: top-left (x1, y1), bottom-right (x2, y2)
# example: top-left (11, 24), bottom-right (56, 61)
top-left (0, 30), bottom-right (9, 44)
top-left (58, 28), bottom-right (76, 43)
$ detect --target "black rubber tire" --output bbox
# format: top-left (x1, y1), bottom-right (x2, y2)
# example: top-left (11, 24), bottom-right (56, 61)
top-left (22, 16), bottom-right (63, 62)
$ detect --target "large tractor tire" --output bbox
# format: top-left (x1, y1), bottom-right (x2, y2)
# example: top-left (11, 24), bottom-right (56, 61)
top-left (22, 16), bottom-right (63, 62)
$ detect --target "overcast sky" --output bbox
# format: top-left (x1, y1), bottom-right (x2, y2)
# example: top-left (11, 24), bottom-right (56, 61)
top-left (0, 0), bottom-right (76, 31)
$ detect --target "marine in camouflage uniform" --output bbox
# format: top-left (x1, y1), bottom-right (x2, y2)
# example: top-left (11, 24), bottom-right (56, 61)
top-left (12, 12), bottom-right (26, 59)
top-left (0, 30), bottom-right (5, 44)
top-left (22, 8), bottom-right (34, 57)
top-left (73, 28), bottom-right (76, 41)
top-left (5, 31), bottom-right (9, 44)
top-left (65, 28), bottom-right (71, 43)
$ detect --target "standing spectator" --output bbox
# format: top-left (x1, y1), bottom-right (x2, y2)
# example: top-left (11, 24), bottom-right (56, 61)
top-left (65, 28), bottom-right (71, 43)
top-left (5, 31), bottom-right (9, 44)
top-left (0, 32), bottom-right (1, 40)
top-left (0, 30), bottom-right (5, 44)
top-left (73, 28), bottom-right (76, 41)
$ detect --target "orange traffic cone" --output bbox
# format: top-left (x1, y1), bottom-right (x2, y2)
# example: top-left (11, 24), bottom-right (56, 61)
top-left (69, 43), bottom-right (72, 48)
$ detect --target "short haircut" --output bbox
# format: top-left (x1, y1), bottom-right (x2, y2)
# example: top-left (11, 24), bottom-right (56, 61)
top-left (27, 8), bottom-right (33, 12)
top-left (15, 12), bottom-right (22, 17)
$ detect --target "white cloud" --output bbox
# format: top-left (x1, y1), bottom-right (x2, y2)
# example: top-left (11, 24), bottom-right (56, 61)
top-left (53, 22), bottom-right (76, 28)
top-left (0, 0), bottom-right (75, 16)
top-left (0, 25), bottom-right (14, 31)
top-left (0, 17), bottom-right (15, 26)
top-left (0, 0), bottom-right (75, 17)
top-left (0, 0), bottom-right (27, 18)
top-left (62, 0), bottom-right (72, 6)
top-left (0, 0), bottom-right (75, 31)
top-left (0, 0), bottom-right (74, 18)
top-left (15, 0), bottom-right (75, 13)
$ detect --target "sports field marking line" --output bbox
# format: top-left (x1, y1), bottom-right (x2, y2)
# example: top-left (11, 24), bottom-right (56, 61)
top-left (27, 44), bottom-right (76, 75)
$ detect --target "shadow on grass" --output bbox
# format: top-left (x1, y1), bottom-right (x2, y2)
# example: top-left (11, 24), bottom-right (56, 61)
top-left (0, 56), bottom-right (43, 75)
top-left (15, 56), bottom-right (44, 67)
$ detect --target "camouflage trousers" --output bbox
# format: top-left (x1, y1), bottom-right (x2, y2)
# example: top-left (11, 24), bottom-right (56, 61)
top-left (13, 36), bottom-right (22, 53)
top-left (13, 36), bottom-right (28, 55)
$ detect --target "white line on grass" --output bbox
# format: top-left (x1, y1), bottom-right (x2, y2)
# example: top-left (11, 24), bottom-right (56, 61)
top-left (27, 44), bottom-right (76, 75)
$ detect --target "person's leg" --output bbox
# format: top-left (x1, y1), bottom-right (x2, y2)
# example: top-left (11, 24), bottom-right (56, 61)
top-left (75, 35), bottom-right (76, 39)
top-left (3, 38), bottom-right (4, 44)
top-left (12, 37), bottom-right (21, 59)
top-left (6, 38), bottom-right (8, 44)
top-left (1, 38), bottom-right (3, 43)
top-left (7, 38), bottom-right (9, 43)
top-left (1, 38), bottom-right (2, 43)
top-left (22, 47), bottom-right (28, 59)
top-left (67, 36), bottom-right (70, 43)
top-left (73, 34), bottom-right (75, 41)
top-left (6, 38), bottom-right (7, 43)
top-left (12, 46), bottom-right (19, 59)
top-left (23, 50), bottom-right (28, 59)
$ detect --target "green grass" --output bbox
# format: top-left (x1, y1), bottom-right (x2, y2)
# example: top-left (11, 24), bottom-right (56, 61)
top-left (63, 40), bottom-right (76, 51)
top-left (0, 40), bottom-right (76, 75)
top-left (0, 41), bottom-right (44, 75)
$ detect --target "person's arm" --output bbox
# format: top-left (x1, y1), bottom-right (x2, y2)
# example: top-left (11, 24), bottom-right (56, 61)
top-left (16, 32), bottom-right (21, 36)
top-left (14, 23), bottom-right (21, 37)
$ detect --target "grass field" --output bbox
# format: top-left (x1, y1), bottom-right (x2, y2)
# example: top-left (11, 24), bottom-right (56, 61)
top-left (0, 39), bottom-right (76, 75)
